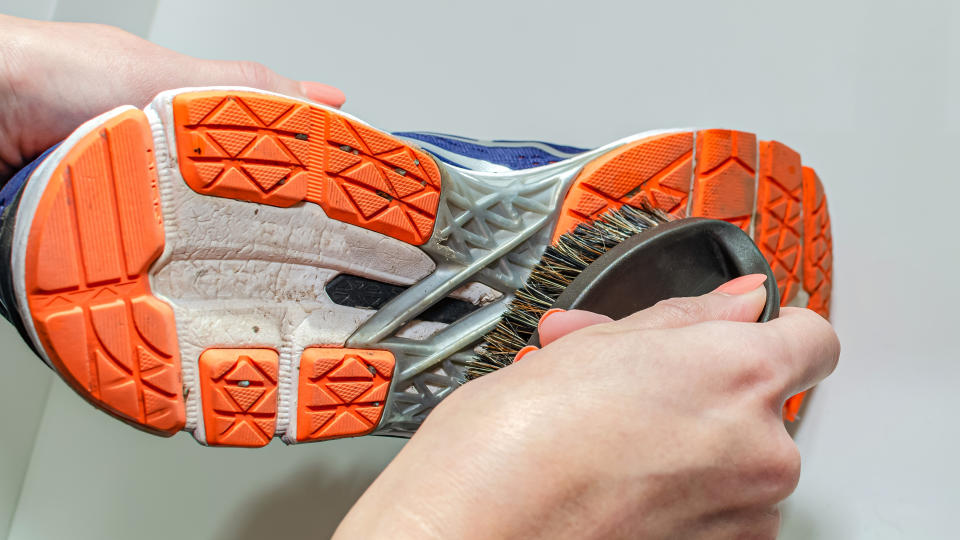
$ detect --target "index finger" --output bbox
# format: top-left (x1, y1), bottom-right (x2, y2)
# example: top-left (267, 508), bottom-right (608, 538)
top-left (759, 307), bottom-right (841, 401)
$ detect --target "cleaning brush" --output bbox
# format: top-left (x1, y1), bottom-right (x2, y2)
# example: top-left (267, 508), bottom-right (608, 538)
top-left (466, 202), bottom-right (780, 381)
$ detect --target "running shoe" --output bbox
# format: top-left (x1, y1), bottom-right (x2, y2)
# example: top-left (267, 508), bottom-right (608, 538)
top-left (0, 87), bottom-right (833, 446)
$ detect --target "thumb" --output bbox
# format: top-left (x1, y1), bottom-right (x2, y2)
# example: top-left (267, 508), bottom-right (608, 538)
top-left (183, 58), bottom-right (346, 108)
top-left (616, 273), bottom-right (769, 331)
top-left (538, 309), bottom-right (614, 346)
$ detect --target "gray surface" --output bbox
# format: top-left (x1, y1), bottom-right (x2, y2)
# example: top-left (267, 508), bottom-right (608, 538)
top-left (0, 6), bottom-right (58, 535)
top-left (0, 4), bottom-right (156, 537)
top-left (51, 0), bottom-right (157, 38)
top-left (0, 0), bottom-right (53, 20)
top-left (9, 384), bottom-right (402, 540)
top-left (0, 327), bottom-right (51, 539)
top-left (3, 0), bottom-right (958, 538)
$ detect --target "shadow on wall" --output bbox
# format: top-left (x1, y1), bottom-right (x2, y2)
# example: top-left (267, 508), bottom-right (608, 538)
top-left (216, 462), bottom-right (379, 540)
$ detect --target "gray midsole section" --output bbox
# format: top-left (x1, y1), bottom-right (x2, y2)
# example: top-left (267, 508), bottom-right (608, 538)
top-left (348, 134), bottom-right (687, 436)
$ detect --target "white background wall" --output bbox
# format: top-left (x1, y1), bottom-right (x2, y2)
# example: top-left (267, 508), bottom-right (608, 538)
top-left (2, 0), bottom-right (958, 538)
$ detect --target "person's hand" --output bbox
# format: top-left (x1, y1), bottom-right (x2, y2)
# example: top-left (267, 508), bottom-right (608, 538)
top-left (335, 275), bottom-right (840, 539)
top-left (0, 14), bottom-right (345, 183)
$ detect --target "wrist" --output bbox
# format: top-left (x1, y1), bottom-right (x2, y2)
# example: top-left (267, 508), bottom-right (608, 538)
top-left (0, 15), bottom-right (36, 179)
top-left (336, 380), bottom-right (638, 540)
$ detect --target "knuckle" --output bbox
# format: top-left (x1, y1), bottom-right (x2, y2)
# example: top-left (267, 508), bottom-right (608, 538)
top-left (755, 322), bottom-right (801, 381)
top-left (755, 437), bottom-right (802, 501)
top-left (236, 60), bottom-right (275, 88)
top-left (747, 507), bottom-right (782, 540)
top-left (739, 352), bottom-right (781, 389)
top-left (652, 297), bottom-right (705, 323)
top-left (786, 308), bottom-right (840, 354)
top-left (711, 329), bottom-right (780, 391)
top-left (775, 308), bottom-right (841, 377)
top-left (808, 311), bottom-right (842, 372)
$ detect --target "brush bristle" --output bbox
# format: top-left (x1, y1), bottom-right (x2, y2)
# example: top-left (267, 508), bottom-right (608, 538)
top-left (466, 202), bottom-right (671, 380)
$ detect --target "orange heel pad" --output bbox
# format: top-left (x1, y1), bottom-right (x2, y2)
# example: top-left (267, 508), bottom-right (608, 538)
top-left (296, 348), bottom-right (394, 442)
top-left (198, 349), bottom-right (278, 447)
top-left (172, 91), bottom-right (442, 245)
top-left (24, 110), bottom-right (185, 435)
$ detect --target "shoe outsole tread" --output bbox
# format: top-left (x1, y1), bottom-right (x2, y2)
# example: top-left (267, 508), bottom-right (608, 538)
top-left (11, 89), bottom-right (833, 444)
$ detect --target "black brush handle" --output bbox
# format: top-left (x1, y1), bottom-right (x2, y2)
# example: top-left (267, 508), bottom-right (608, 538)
top-left (527, 218), bottom-right (779, 347)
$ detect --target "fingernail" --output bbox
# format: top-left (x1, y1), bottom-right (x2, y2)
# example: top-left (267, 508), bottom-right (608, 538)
top-left (538, 308), bottom-right (566, 327)
top-left (713, 274), bottom-right (767, 295)
top-left (300, 81), bottom-right (346, 107)
top-left (513, 345), bottom-right (539, 363)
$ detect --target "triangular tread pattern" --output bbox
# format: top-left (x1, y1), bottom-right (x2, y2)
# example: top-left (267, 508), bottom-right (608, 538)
top-left (173, 90), bottom-right (441, 244)
top-left (296, 348), bottom-right (395, 442)
top-left (197, 349), bottom-right (279, 447)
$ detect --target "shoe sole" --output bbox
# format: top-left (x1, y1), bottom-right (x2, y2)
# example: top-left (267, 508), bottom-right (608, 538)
top-left (9, 88), bottom-right (832, 446)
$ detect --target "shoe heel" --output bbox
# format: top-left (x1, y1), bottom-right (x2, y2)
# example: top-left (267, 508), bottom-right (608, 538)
top-left (21, 109), bottom-right (185, 435)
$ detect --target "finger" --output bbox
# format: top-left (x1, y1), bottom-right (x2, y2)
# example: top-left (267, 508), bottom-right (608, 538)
top-left (178, 58), bottom-right (346, 107)
top-left (299, 81), bottom-right (348, 107)
top-left (614, 273), bottom-right (769, 331)
top-left (538, 309), bottom-right (614, 346)
top-left (760, 307), bottom-right (841, 400)
top-left (513, 345), bottom-right (540, 362)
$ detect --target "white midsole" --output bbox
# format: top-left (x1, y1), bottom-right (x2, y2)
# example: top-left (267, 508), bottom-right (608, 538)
top-left (145, 88), bottom-right (444, 441)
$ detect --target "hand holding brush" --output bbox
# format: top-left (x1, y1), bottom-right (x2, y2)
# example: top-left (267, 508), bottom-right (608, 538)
top-left (336, 277), bottom-right (840, 539)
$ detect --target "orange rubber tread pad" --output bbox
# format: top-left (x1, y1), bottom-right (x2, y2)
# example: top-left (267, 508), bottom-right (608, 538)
top-left (553, 133), bottom-right (694, 240)
top-left (801, 167), bottom-right (833, 319)
top-left (755, 141), bottom-right (804, 304)
top-left (24, 110), bottom-right (185, 435)
top-left (692, 129), bottom-right (757, 231)
top-left (296, 348), bottom-right (394, 442)
top-left (773, 162), bottom-right (833, 422)
top-left (172, 91), bottom-right (442, 245)
top-left (198, 349), bottom-right (278, 447)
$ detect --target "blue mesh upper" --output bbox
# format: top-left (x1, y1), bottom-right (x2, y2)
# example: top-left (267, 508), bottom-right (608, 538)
top-left (0, 146), bottom-right (59, 217)
top-left (393, 132), bottom-right (588, 171)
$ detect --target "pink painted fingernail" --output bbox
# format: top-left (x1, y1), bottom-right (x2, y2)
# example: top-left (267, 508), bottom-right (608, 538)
top-left (513, 345), bottom-right (539, 363)
top-left (300, 81), bottom-right (346, 107)
top-left (713, 274), bottom-right (767, 295)
top-left (538, 308), bottom-right (566, 327)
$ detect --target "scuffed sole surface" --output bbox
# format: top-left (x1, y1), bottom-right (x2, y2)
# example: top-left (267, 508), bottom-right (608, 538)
top-left (555, 129), bottom-right (834, 421)
top-left (24, 110), bottom-right (185, 435)
top-left (171, 91), bottom-right (443, 245)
